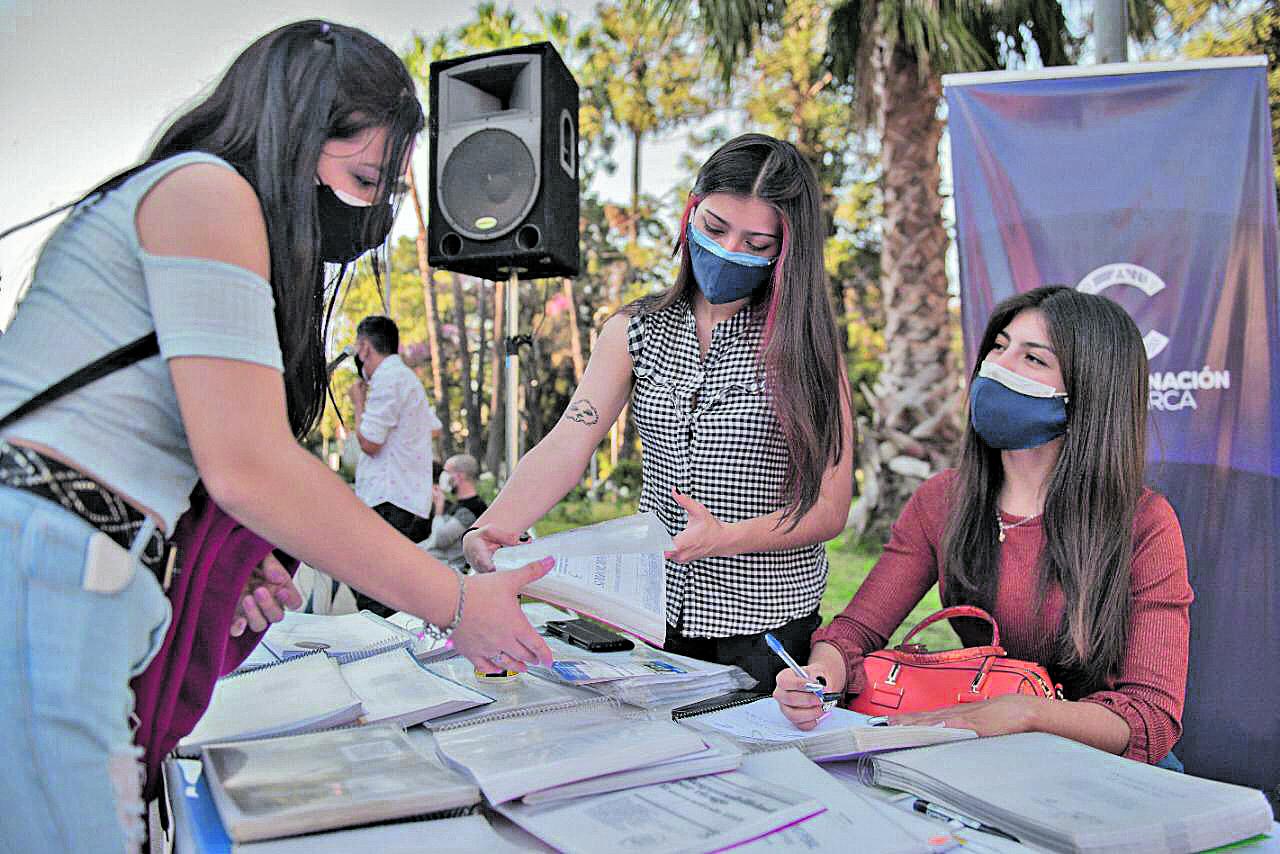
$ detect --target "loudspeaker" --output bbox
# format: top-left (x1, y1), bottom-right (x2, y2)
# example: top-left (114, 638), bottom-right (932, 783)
top-left (428, 42), bottom-right (580, 280)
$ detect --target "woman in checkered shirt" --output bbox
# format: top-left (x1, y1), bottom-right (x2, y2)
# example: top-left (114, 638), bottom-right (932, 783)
top-left (466, 134), bottom-right (855, 691)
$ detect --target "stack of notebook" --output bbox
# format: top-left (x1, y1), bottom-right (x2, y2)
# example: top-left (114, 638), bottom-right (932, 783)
top-left (432, 700), bottom-right (711, 805)
top-left (864, 732), bottom-right (1275, 853)
top-left (178, 648), bottom-right (492, 755)
top-left (534, 635), bottom-right (758, 708)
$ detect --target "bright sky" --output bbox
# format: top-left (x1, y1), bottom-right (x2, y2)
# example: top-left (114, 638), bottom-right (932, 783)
top-left (0, 0), bottom-right (697, 328)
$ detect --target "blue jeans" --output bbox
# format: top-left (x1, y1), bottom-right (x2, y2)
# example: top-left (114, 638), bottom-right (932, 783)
top-left (0, 486), bottom-right (171, 853)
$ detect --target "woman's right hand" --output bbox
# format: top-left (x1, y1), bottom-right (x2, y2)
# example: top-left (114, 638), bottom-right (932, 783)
top-left (462, 524), bottom-right (526, 573)
top-left (773, 661), bottom-right (841, 730)
top-left (449, 556), bottom-right (555, 672)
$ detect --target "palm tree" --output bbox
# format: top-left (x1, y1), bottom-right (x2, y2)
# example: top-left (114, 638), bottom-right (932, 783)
top-left (648, 0), bottom-right (1164, 539)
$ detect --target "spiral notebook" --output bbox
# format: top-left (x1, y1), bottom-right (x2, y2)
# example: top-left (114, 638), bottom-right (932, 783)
top-left (260, 610), bottom-right (427, 663)
top-left (201, 725), bottom-right (482, 843)
top-left (432, 700), bottom-right (709, 804)
top-left (864, 732), bottom-right (1276, 854)
top-left (179, 648), bottom-right (494, 756)
top-left (422, 655), bottom-right (603, 729)
top-left (178, 653), bottom-right (364, 757)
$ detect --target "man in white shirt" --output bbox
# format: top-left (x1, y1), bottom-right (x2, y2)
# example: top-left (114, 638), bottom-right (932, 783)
top-left (346, 315), bottom-right (443, 614)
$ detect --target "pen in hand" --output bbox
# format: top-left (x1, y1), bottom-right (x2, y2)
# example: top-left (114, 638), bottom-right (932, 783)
top-left (763, 633), bottom-right (837, 712)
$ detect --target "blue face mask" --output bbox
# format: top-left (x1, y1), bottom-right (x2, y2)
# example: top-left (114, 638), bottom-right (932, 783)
top-left (969, 360), bottom-right (1069, 450)
top-left (686, 222), bottom-right (776, 304)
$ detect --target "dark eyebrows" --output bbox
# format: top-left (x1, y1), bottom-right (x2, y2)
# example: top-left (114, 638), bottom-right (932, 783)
top-left (996, 329), bottom-right (1055, 353)
top-left (700, 207), bottom-right (781, 240)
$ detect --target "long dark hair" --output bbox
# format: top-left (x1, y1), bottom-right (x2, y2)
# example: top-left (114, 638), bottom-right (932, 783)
top-left (626, 133), bottom-right (848, 528)
top-left (5, 20), bottom-right (423, 438)
top-left (942, 286), bottom-right (1149, 690)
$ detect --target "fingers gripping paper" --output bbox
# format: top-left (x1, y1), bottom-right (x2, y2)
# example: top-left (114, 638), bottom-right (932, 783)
top-left (493, 513), bottom-right (672, 646)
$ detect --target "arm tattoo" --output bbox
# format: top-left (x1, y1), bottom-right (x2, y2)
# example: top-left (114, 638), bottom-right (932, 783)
top-left (564, 398), bottom-right (600, 426)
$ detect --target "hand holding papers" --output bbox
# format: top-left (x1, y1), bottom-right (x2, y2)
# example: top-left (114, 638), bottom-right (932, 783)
top-left (493, 512), bottom-right (673, 645)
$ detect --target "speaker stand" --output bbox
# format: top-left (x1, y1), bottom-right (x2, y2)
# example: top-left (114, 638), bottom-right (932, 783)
top-left (503, 268), bottom-right (521, 482)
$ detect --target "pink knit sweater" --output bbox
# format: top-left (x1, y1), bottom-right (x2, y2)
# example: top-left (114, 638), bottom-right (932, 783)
top-left (812, 471), bottom-right (1193, 764)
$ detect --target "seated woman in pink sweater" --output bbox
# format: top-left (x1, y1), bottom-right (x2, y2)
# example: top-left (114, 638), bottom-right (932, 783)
top-left (775, 286), bottom-right (1192, 766)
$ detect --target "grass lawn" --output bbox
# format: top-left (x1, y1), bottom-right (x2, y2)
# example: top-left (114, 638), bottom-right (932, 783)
top-left (536, 499), bottom-right (960, 652)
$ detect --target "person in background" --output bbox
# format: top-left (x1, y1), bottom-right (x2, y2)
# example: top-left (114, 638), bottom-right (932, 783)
top-left (421, 454), bottom-right (489, 572)
top-left (774, 286), bottom-right (1192, 768)
top-left (464, 134), bottom-right (854, 693)
top-left (346, 314), bottom-right (443, 614)
top-left (0, 21), bottom-right (552, 851)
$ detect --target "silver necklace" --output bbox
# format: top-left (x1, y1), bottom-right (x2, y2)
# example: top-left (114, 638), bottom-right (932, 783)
top-left (996, 508), bottom-right (1041, 542)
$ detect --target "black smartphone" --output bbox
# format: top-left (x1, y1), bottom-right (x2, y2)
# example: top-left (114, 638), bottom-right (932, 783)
top-left (545, 618), bottom-right (635, 653)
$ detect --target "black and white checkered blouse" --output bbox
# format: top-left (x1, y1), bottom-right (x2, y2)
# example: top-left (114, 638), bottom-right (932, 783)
top-left (627, 299), bottom-right (828, 638)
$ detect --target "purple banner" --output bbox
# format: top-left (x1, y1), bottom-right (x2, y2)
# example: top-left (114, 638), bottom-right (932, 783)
top-left (946, 62), bottom-right (1278, 790)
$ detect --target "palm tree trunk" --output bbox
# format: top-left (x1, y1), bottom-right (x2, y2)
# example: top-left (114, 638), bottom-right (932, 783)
top-left (847, 36), bottom-right (962, 540)
top-left (406, 164), bottom-right (445, 402)
top-left (562, 277), bottom-right (585, 383)
top-left (484, 277), bottom-right (506, 476)
top-left (406, 164), bottom-right (454, 456)
top-left (450, 273), bottom-right (483, 459)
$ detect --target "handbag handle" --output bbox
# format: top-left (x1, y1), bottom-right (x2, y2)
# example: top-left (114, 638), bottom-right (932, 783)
top-left (899, 605), bottom-right (1001, 649)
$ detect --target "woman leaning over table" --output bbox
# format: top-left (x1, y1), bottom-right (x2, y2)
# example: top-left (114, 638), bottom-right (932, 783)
top-left (0, 22), bottom-right (551, 852)
top-left (774, 286), bottom-right (1192, 767)
top-left (464, 134), bottom-right (855, 692)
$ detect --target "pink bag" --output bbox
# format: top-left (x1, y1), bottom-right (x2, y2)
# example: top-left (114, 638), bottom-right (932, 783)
top-left (129, 487), bottom-right (295, 799)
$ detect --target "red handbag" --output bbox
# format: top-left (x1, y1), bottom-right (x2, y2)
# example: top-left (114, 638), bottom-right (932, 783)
top-left (848, 606), bottom-right (1061, 715)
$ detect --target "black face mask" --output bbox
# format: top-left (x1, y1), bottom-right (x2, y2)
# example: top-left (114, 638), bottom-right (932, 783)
top-left (353, 351), bottom-right (366, 380)
top-left (315, 182), bottom-right (393, 264)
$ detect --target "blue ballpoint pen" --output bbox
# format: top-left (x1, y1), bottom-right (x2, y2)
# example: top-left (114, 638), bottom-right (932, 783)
top-left (763, 633), bottom-right (836, 709)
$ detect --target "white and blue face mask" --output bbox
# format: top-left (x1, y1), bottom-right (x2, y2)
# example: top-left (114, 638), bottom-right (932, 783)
top-left (686, 222), bottom-right (776, 304)
top-left (969, 360), bottom-right (1069, 450)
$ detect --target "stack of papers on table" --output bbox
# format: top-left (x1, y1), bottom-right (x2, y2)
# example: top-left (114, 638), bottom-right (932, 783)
top-left (179, 649), bottom-right (492, 755)
top-left (680, 697), bottom-right (975, 761)
top-left (201, 726), bottom-right (481, 843)
top-left (492, 512), bottom-right (672, 646)
top-left (534, 635), bottom-right (758, 708)
top-left (432, 701), bottom-right (709, 804)
top-left (865, 732), bottom-right (1276, 853)
top-left (497, 769), bottom-right (826, 854)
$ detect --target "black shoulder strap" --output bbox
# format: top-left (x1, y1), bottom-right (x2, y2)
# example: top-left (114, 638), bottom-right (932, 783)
top-left (0, 333), bottom-right (159, 431)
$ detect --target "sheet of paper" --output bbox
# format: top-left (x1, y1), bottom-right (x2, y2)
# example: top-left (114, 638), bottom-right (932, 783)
top-left (691, 697), bottom-right (875, 743)
top-left (734, 750), bottom-right (938, 854)
top-left (498, 770), bottom-right (826, 854)
top-left (492, 512), bottom-right (673, 568)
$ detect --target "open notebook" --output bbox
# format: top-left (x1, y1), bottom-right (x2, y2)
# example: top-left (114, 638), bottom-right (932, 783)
top-left (492, 512), bottom-right (672, 646)
top-left (201, 725), bottom-right (481, 843)
top-left (432, 700), bottom-right (708, 804)
top-left (679, 697), bottom-right (976, 761)
top-left (179, 649), bottom-right (492, 755)
top-left (865, 732), bottom-right (1275, 854)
